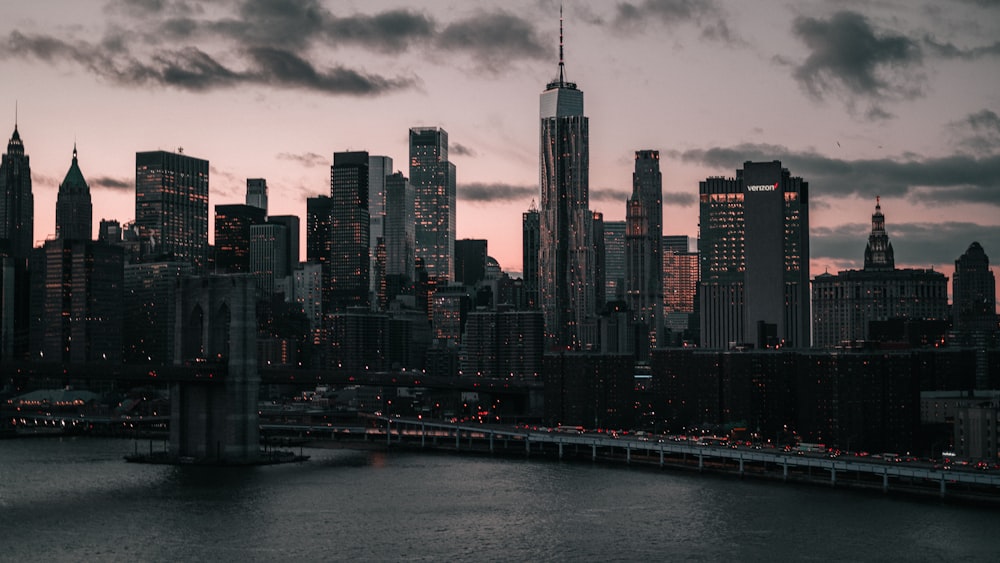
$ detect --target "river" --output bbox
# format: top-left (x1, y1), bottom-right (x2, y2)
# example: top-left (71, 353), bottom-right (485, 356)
top-left (1, 437), bottom-right (998, 561)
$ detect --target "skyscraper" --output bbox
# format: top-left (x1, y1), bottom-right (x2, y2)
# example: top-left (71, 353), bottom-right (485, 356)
top-left (383, 171), bottom-right (415, 304)
top-left (0, 123), bottom-right (33, 359)
top-left (306, 195), bottom-right (334, 314)
top-left (699, 161), bottom-right (810, 349)
top-left (266, 215), bottom-right (300, 274)
top-left (522, 203), bottom-right (540, 309)
top-left (55, 145), bottom-right (92, 241)
top-left (455, 239), bottom-right (487, 287)
top-left (214, 204), bottom-right (266, 273)
top-left (953, 242), bottom-right (996, 334)
top-left (329, 151), bottom-right (370, 311)
top-left (602, 221), bottom-right (626, 304)
top-left (250, 222), bottom-right (289, 298)
top-left (135, 150), bottom-right (209, 271)
top-left (538, 11), bottom-right (594, 349)
top-left (625, 150), bottom-right (663, 344)
top-left (246, 178), bottom-right (267, 212)
top-left (368, 155), bottom-right (393, 298)
top-left (409, 127), bottom-right (456, 283)
top-left (662, 235), bottom-right (699, 334)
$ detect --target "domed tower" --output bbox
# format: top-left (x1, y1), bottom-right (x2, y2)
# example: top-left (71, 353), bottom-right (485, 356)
top-left (863, 196), bottom-right (894, 271)
top-left (55, 144), bottom-right (93, 241)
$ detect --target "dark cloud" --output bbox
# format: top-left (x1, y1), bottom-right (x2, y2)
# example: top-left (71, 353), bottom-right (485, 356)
top-left (791, 11), bottom-right (924, 117)
top-left (949, 109), bottom-right (1000, 156)
top-left (277, 151), bottom-right (327, 168)
top-left (437, 11), bottom-right (548, 70)
top-left (663, 191), bottom-right (696, 206)
top-left (326, 9), bottom-right (435, 53)
top-left (590, 187), bottom-right (631, 201)
top-left (924, 36), bottom-right (1000, 60)
top-left (451, 143), bottom-right (476, 157)
top-left (612, 0), bottom-right (743, 45)
top-left (675, 142), bottom-right (1000, 205)
top-left (91, 176), bottom-right (132, 190)
top-left (459, 182), bottom-right (536, 203)
top-left (812, 221), bottom-right (1000, 270)
top-left (246, 47), bottom-right (416, 94)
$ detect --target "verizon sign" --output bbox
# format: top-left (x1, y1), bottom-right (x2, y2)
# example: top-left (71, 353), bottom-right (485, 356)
top-left (746, 182), bottom-right (778, 192)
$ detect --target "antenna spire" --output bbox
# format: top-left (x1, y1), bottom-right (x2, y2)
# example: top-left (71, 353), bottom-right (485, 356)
top-left (558, 5), bottom-right (565, 84)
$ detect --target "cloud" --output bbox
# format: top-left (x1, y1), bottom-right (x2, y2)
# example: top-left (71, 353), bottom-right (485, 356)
top-left (675, 142), bottom-right (1000, 205)
top-left (451, 143), bottom-right (476, 157)
top-left (436, 11), bottom-right (548, 71)
top-left (326, 9), bottom-right (435, 53)
top-left (91, 176), bottom-right (132, 190)
top-left (663, 191), bottom-right (696, 206)
top-left (277, 151), bottom-right (327, 168)
top-left (948, 109), bottom-right (1000, 156)
top-left (459, 182), bottom-right (536, 203)
top-left (590, 187), bottom-right (631, 201)
top-left (923, 36), bottom-right (1000, 60)
top-left (611, 0), bottom-right (743, 46)
top-left (812, 221), bottom-right (1000, 269)
top-left (791, 11), bottom-right (924, 117)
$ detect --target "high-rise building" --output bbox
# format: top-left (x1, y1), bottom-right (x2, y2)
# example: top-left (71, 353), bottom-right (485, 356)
top-left (246, 178), bottom-right (267, 212)
top-left (98, 219), bottom-right (122, 244)
top-left (267, 215), bottom-right (300, 274)
top-left (124, 261), bottom-right (191, 364)
top-left (368, 155), bottom-right (393, 298)
top-left (306, 195), bottom-right (334, 314)
top-left (699, 161), bottom-right (810, 349)
top-left (409, 127), bottom-right (456, 283)
top-left (455, 239), bottom-right (487, 287)
top-left (214, 204), bottom-right (265, 273)
top-left (811, 199), bottom-right (947, 348)
top-left (539, 13), bottom-right (594, 349)
top-left (522, 204), bottom-right (540, 309)
top-left (953, 242), bottom-right (997, 334)
top-left (662, 238), bottom-right (699, 334)
top-left (603, 221), bottom-right (626, 304)
top-left (384, 171), bottom-right (415, 300)
top-left (0, 124), bottom-right (33, 359)
top-left (329, 151), bottom-right (370, 311)
top-left (55, 145), bottom-right (92, 241)
top-left (250, 222), bottom-right (289, 298)
top-left (30, 240), bottom-right (124, 363)
top-left (625, 150), bottom-right (663, 344)
top-left (135, 150), bottom-right (209, 271)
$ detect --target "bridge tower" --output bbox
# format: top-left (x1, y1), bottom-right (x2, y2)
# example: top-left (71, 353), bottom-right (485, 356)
top-left (170, 274), bottom-right (259, 463)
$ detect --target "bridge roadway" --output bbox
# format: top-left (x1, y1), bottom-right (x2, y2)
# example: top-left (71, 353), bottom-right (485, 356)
top-left (366, 416), bottom-right (1000, 500)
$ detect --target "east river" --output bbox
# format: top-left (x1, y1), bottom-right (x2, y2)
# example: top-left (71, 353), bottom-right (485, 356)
top-left (1, 437), bottom-right (999, 561)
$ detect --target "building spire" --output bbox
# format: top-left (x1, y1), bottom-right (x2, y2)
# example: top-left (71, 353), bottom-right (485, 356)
top-left (558, 4), bottom-right (565, 84)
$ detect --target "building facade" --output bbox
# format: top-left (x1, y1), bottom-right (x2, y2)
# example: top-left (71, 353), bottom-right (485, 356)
top-left (603, 220), bottom-right (626, 305)
top-left (246, 178), bottom-right (267, 212)
top-left (409, 128), bottom-right (456, 283)
top-left (625, 150), bottom-right (663, 345)
top-left (812, 200), bottom-right (949, 348)
top-left (699, 161), bottom-right (810, 349)
top-left (214, 204), bottom-right (266, 273)
top-left (135, 150), bottom-right (209, 271)
top-left (538, 19), bottom-right (594, 350)
top-left (329, 151), bottom-right (370, 312)
top-left (522, 204), bottom-right (540, 310)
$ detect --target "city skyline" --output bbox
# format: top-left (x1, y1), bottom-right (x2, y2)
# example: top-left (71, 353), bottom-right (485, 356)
top-left (1, 0), bottom-right (998, 287)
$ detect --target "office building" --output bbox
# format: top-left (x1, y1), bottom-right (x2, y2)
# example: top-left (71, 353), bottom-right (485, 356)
top-left (246, 178), bottom-right (267, 212)
top-left (329, 151), bottom-right (370, 311)
top-left (267, 215), bottom-right (300, 274)
top-left (625, 150), bottom-right (663, 345)
top-left (214, 204), bottom-right (266, 273)
top-left (135, 150), bottom-right (209, 271)
top-left (812, 199), bottom-right (948, 348)
top-left (539, 15), bottom-right (595, 349)
top-left (663, 239), bottom-right (699, 334)
top-left (306, 195), bottom-right (334, 314)
top-left (0, 124), bottom-right (32, 359)
top-left (603, 221), bottom-right (626, 304)
top-left (455, 239), bottom-right (487, 287)
top-left (409, 127), bottom-right (456, 283)
top-left (699, 161), bottom-right (810, 349)
top-left (953, 242), bottom-right (996, 334)
top-left (123, 261), bottom-right (191, 364)
top-left (522, 204), bottom-right (540, 309)
top-left (55, 145), bottom-right (92, 241)
top-left (384, 171), bottom-right (415, 302)
top-left (250, 222), bottom-right (289, 298)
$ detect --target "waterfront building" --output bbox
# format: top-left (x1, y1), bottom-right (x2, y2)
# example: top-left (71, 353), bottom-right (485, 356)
top-left (538, 14), bottom-right (595, 349)
top-left (214, 204), bottom-right (266, 273)
top-left (625, 150), bottom-right (664, 347)
top-left (812, 199), bottom-right (948, 348)
top-left (603, 221), bottom-right (626, 304)
top-left (135, 150), bottom-right (209, 271)
top-left (123, 261), bottom-right (191, 364)
top-left (409, 127), bottom-right (456, 283)
top-left (522, 203), bottom-right (540, 309)
top-left (246, 178), bottom-right (267, 212)
top-left (543, 352), bottom-right (635, 429)
top-left (699, 161), bottom-right (810, 349)
top-left (461, 306), bottom-right (543, 379)
top-left (55, 145), bottom-right (92, 241)
top-left (0, 124), bottom-right (32, 359)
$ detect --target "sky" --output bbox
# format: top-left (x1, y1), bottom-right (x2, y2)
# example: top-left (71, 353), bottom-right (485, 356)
top-left (1, 0), bottom-right (999, 293)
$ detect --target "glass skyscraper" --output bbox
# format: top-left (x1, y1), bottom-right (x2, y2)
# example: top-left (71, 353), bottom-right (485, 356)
top-left (329, 151), bottom-right (370, 311)
top-left (409, 127), bottom-right (456, 283)
top-left (135, 150), bottom-right (209, 271)
top-left (538, 14), bottom-right (594, 349)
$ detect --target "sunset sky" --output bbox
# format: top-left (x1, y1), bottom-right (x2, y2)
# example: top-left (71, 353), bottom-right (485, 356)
top-left (2, 0), bottom-right (999, 289)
